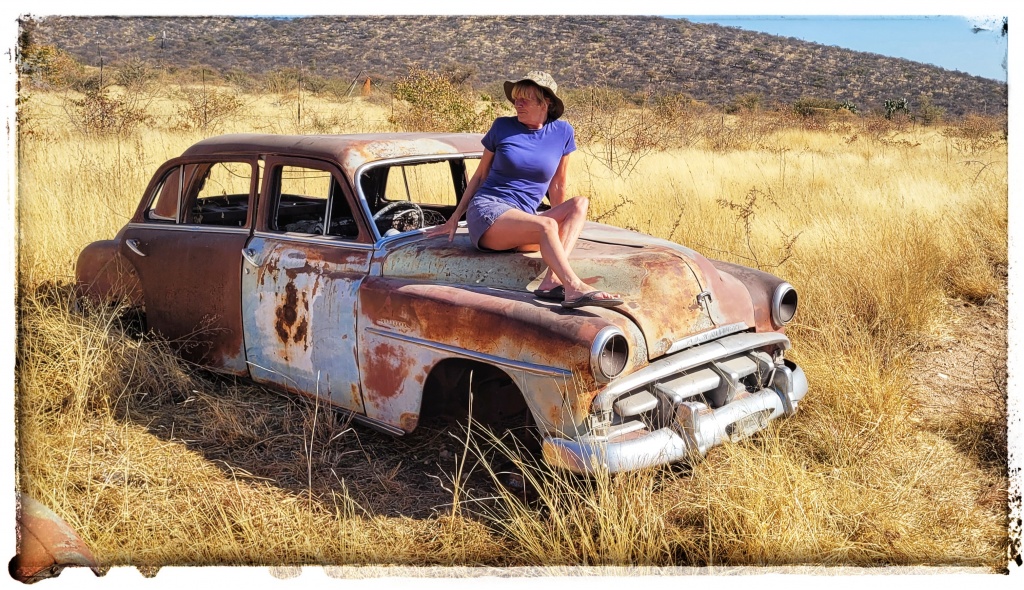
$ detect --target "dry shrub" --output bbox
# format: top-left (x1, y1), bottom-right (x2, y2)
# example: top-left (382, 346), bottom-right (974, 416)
top-left (942, 115), bottom-right (1006, 155)
top-left (63, 87), bottom-right (152, 137)
top-left (696, 111), bottom-right (785, 152)
top-left (569, 88), bottom-right (668, 177)
top-left (171, 85), bottom-right (245, 132)
top-left (390, 69), bottom-right (497, 133)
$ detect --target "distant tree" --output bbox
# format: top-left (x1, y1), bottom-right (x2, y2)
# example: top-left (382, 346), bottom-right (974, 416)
top-left (914, 94), bottom-right (944, 126)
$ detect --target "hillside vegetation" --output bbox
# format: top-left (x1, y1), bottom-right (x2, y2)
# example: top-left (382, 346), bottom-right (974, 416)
top-left (23, 15), bottom-right (1008, 117)
top-left (14, 74), bottom-right (1010, 571)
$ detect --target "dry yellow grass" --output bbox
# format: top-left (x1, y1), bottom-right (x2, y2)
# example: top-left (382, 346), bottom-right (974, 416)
top-left (14, 87), bottom-right (1010, 571)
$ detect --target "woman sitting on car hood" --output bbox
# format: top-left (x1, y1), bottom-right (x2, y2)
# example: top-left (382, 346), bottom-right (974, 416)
top-left (431, 71), bottom-right (622, 309)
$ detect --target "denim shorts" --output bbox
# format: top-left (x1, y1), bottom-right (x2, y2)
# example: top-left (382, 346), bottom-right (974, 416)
top-left (467, 195), bottom-right (515, 250)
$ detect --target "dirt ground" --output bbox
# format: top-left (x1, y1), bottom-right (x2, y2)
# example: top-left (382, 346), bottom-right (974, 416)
top-left (908, 294), bottom-right (1008, 514)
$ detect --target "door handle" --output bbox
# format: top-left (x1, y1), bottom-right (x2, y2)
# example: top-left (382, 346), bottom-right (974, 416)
top-left (125, 239), bottom-right (146, 257)
top-left (242, 248), bottom-right (260, 266)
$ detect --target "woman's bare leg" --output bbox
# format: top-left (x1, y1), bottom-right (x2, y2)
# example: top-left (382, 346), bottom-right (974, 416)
top-left (535, 197), bottom-right (588, 290)
top-left (478, 205), bottom-right (617, 302)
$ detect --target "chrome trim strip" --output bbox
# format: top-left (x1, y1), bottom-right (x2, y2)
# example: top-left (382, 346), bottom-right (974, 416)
top-left (664, 322), bottom-right (749, 355)
top-left (351, 412), bottom-right (407, 436)
top-left (251, 230), bottom-right (375, 250)
top-left (591, 326), bottom-right (627, 383)
top-left (594, 332), bottom-right (791, 411)
top-left (364, 326), bottom-right (571, 378)
top-left (126, 222), bottom-right (250, 235)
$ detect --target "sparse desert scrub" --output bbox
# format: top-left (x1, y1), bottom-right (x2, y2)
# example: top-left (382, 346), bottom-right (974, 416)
top-left (14, 87), bottom-right (1009, 570)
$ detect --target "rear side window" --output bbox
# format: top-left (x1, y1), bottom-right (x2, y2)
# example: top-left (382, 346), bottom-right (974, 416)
top-left (144, 165), bottom-right (192, 223)
top-left (185, 162), bottom-right (256, 227)
top-left (143, 161), bottom-right (256, 227)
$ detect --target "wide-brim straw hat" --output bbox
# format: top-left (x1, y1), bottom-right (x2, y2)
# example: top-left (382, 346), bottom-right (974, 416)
top-left (503, 71), bottom-right (565, 121)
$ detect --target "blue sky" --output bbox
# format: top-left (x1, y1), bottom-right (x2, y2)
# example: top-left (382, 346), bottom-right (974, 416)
top-left (681, 15), bottom-right (1008, 82)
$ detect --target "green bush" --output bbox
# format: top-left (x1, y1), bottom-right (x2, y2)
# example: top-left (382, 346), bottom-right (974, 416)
top-left (914, 94), bottom-right (944, 126)
top-left (390, 69), bottom-right (493, 133)
top-left (792, 96), bottom-right (841, 117)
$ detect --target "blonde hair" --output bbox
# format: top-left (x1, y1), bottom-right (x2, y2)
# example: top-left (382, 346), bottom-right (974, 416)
top-left (511, 82), bottom-right (552, 112)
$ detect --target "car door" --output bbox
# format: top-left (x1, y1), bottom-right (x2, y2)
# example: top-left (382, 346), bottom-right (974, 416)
top-left (241, 157), bottom-right (373, 413)
top-left (119, 156), bottom-right (259, 374)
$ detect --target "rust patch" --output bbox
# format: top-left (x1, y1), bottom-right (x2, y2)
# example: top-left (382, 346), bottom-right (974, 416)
top-left (275, 281), bottom-right (298, 343)
top-left (362, 341), bottom-right (416, 401)
top-left (294, 317), bottom-right (308, 347)
top-left (350, 383), bottom-right (361, 408)
top-left (13, 494), bottom-right (98, 583)
top-left (399, 412), bottom-right (419, 432)
top-left (360, 278), bottom-right (601, 381)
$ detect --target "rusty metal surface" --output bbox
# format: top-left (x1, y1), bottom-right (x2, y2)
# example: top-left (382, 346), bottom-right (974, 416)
top-left (709, 259), bottom-right (789, 333)
top-left (182, 133), bottom-right (484, 184)
top-left (11, 494), bottom-right (99, 583)
top-left (357, 274), bottom-right (645, 434)
top-left (74, 237), bottom-right (143, 306)
top-left (119, 226), bottom-right (249, 374)
top-left (242, 235), bottom-right (371, 412)
top-left (380, 223), bottom-right (757, 361)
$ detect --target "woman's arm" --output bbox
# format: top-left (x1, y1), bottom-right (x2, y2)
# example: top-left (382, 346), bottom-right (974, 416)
top-left (547, 154), bottom-right (571, 206)
top-left (428, 149), bottom-right (494, 240)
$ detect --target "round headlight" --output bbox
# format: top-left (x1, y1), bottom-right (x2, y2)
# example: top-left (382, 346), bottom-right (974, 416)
top-left (771, 282), bottom-right (798, 327)
top-left (591, 327), bottom-right (629, 383)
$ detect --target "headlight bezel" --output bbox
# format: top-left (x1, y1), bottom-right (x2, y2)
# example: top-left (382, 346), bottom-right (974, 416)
top-left (771, 282), bottom-right (798, 327)
top-left (591, 326), bottom-right (629, 383)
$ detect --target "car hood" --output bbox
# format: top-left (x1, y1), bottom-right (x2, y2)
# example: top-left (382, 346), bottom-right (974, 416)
top-left (377, 222), bottom-right (756, 359)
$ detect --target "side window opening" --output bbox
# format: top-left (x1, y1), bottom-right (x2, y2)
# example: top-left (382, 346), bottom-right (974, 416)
top-left (187, 161), bottom-right (254, 227)
top-left (271, 165), bottom-right (358, 239)
top-left (382, 161), bottom-right (458, 206)
top-left (366, 158), bottom-right (475, 236)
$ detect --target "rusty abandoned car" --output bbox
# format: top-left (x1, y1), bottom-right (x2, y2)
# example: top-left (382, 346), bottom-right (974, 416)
top-left (76, 133), bottom-right (806, 474)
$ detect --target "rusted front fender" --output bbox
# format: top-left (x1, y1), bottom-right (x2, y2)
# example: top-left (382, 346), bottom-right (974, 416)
top-left (357, 277), bottom-right (648, 435)
top-left (9, 494), bottom-right (99, 583)
top-left (74, 238), bottom-right (143, 307)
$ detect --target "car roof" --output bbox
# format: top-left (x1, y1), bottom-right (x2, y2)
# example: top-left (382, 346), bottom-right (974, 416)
top-left (182, 133), bottom-right (485, 179)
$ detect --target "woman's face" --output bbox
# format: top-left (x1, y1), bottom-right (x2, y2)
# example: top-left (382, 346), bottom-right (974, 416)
top-left (513, 88), bottom-right (550, 128)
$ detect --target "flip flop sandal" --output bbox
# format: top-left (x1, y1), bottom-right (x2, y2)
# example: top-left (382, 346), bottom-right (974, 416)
top-left (533, 285), bottom-right (565, 300)
top-left (561, 291), bottom-right (624, 309)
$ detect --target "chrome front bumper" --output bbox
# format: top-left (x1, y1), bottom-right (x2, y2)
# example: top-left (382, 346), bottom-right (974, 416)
top-left (542, 333), bottom-right (809, 474)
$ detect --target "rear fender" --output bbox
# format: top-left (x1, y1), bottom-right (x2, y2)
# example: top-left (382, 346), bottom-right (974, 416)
top-left (74, 239), bottom-right (143, 307)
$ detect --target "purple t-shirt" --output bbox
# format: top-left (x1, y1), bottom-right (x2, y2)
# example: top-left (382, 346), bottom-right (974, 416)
top-left (476, 117), bottom-right (577, 214)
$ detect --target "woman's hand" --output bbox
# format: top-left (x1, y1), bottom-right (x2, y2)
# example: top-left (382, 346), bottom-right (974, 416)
top-left (425, 217), bottom-right (459, 241)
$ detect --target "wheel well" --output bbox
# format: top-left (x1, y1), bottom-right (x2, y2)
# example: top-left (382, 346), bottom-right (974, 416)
top-left (422, 358), bottom-right (538, 450)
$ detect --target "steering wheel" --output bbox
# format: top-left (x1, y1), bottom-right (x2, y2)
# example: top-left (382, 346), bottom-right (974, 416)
top-left (373, 200), bottom-right (424, 230)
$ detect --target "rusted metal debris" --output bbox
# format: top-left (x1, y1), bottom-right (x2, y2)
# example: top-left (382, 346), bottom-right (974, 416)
top-left (10, 494), bottom-right (99, 584)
